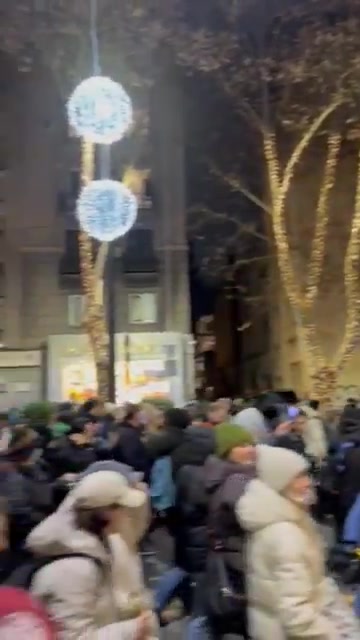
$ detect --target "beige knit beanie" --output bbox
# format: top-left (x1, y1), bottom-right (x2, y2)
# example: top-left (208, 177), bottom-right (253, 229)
top-left (256, 444), bottom-right (309, 493)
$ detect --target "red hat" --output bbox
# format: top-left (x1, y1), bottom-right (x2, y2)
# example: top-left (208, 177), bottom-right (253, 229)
top-left (0, 587), bottom-right (57, 639)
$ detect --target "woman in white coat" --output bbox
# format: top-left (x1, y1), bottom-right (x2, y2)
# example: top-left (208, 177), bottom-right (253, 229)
top-left (26, 470), bottom-right (157, 640)
top-left (236, 445), bottom-right (359, 640)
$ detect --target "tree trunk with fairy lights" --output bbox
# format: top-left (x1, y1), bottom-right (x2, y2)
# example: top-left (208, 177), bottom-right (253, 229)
top-left (80, 140), bottom-right (110, 400)
top-left (262, 121), bottom-right (360, 403)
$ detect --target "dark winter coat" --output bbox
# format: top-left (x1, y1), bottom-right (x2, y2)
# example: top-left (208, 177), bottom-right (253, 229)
top-left (273, 432), bottom-right (306, 456)
top-left (339, 407), bottom-right (360, 440)
top-left (174, 455), bottom-right (255, 575)
top-left (337, 445), bottom-right (360, 515)
top-left (330, 408), bottom-right (360, 516)
top-left (44, 436), bottom-right (97, 479)
top-left (204, 456), bottom-right (256, 573)
top-left (0, 459), bottom-right (53, 548)
top-left (112, 422), bottom-right (151, 483)
top-left (146, 426), bottom-right (184, 463)
top-left (174, 463), bottom-right (209, 574)
top-left (171, 425), bottom-right (215, 478)
top-left (146, 408), bottom-right (190, 469)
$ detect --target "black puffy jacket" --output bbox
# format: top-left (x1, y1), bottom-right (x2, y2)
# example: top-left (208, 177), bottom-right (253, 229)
top-left (174, 454), bottom-right (255, 576)
top-left (172, 425), bottom-right (215, 478)
top-left (112, 422), bottom-right (151, 483)
top-left (204, 456), bottom-right (256, 573)
top-left (174, 464), bottom-right (209, 574)
top-left (44, 436), bottom-right (97, 479)
top-left (0, 460), bottom-right (54, 548)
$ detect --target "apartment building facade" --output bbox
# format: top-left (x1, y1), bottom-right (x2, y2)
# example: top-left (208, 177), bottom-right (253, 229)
top-left (0, 50), bottom-right (193, 406)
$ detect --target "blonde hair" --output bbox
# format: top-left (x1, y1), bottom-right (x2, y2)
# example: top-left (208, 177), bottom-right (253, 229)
top-left (141, 402), bottom-right (164, 433)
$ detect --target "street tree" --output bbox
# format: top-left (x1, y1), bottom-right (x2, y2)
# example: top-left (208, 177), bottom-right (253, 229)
top-left (170, 0), bottom-right (360, 401)
top-left (5, 0), bottom-right (360, 400)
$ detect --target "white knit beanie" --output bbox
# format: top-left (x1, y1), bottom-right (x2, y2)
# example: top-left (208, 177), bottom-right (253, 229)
top-left (256, 445), bottom-right (309, 493)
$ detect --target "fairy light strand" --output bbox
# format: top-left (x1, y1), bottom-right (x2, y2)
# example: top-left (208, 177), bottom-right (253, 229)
top-left (335, 146), bottom-right (360, 369)
top-left (304, 133), bottom-right (341, 308)
top-left (271, 103), bottom-right (339, 310)
top-left (79, 139), bottom-right (96, 301)
top-left (263, 107), bottom-right (346, 401)
top-left (79, 140), bottom-right (109, 386)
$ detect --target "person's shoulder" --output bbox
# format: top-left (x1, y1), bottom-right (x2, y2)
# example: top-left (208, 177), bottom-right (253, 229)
top-left (258, 520), bottom-right (306, 555)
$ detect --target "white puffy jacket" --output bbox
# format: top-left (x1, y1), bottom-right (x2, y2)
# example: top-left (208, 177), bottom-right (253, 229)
top-left (236, 479), bottom-right (357, 640)
top-left (26, 492), bottom-right (157, 640)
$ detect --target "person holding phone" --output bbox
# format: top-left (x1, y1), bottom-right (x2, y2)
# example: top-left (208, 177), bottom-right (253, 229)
top-left (273, 407), bottom-right (307, 456)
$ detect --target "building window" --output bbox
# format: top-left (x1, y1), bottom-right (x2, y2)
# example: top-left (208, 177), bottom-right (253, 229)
top-left (67, 295), bottom-right (85, 327)
top-left (128, 292), bottom-right (157, 324)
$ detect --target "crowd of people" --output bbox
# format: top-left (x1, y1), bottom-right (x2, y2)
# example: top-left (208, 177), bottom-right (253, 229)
top-left (0, 393), bottom-right (359, 638)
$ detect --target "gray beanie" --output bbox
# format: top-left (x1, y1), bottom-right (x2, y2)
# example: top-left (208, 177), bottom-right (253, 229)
top-left (78, 460), bottom-right (143, 484)
top-left (256, 445), bottom-right (309, 493)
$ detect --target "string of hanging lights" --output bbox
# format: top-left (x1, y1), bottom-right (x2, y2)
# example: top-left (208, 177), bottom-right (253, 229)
top-left (67, 75), bottom-right (133, 145)
top-left (66, 0), bottom-right (137, 242)
top-left (77, 179), bottom-right (138, 242)
top-left (303, 133), bottom-right (341, 309)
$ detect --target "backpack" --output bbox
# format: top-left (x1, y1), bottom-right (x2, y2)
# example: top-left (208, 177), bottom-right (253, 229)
top-left (150, 456), bottom-right (175, 512)
top-left (1, 554), bottom-right (102, 639)
top-left (4, 553), bottom-right (102, 590)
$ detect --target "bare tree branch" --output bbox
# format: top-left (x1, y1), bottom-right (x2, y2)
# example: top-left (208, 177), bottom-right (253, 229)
top-left (188, 205), bottom-right (269, 243)
top-left (210, 166), bottom-right (272, 214)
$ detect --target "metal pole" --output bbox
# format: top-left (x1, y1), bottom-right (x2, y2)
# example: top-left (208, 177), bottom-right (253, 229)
top-left (107, 242), bottom-right (116, 403)
top-left (99, 146), bottom-right (116, 402)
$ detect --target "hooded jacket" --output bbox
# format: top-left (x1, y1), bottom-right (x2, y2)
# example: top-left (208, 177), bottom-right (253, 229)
top-left (171, 424), bottom-right (215, 477)
top-left (173, 455), bottom-right (254, 575)
top-left (236, 479), bottom-right (354, 640)
top-left (205, 455), bottom-right (256, 573)
top-left (26, 488), bottom-right (155, 640)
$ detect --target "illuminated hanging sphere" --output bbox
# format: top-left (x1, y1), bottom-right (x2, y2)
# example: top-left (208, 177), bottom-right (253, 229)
top-left (77, 179), bottom-right (137, 241)
top-left (67, 76), bottom-right (133, 144)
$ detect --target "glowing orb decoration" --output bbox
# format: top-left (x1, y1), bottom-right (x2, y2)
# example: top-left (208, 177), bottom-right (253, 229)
top-left (77, 179), bottom-right (137, 241)
top-left (67, 76), bottom-right (133, 144)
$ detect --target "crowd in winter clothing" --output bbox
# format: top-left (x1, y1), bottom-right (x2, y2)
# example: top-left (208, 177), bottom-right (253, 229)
top-left (0, 394), bottom-right (359, 638)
